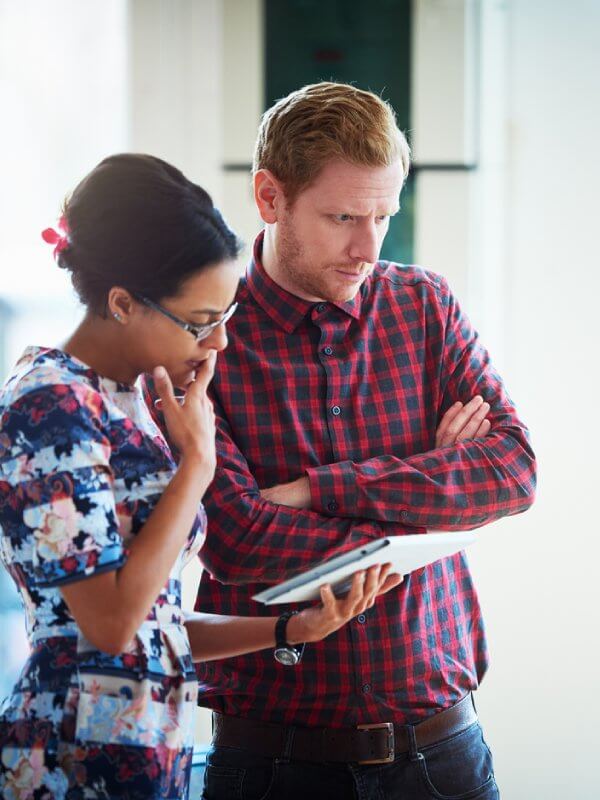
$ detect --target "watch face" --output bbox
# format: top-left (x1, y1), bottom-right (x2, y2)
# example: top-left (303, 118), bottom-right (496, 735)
top-left (274, 647), bottom-right (299, 666)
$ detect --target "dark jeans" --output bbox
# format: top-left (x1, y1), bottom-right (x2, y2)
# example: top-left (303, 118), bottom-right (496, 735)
top-left (200, 720), bottom-right (499, 800)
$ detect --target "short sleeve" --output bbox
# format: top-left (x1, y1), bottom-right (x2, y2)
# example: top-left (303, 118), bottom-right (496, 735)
top-left (0, 382), bottom-right (125, 588)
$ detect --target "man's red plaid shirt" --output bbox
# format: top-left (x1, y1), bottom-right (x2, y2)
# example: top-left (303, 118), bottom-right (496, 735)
top-left (149, 233), bottom-right (536, 727)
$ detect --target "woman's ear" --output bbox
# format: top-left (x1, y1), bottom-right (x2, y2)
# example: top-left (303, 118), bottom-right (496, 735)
top-left (107, 287), bottom-right (135, 323)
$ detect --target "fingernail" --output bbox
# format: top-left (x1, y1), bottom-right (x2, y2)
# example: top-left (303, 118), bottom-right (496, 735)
top-left (154, 366), bottom-right (166, 379)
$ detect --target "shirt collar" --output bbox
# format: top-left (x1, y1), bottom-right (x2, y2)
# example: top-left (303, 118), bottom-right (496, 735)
top-left (246, 231), bottom-right (363, 333)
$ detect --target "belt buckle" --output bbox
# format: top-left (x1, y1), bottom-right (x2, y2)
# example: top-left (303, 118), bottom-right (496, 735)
top-left (356, 722), bottom-right (395, 764)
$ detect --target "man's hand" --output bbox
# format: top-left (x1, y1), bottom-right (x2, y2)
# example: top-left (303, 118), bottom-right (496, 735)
top-left (260, 476), bottom-right (311, 509)
top-left (435, 395), bottom-right (491, 448)
top-left (260, 396), bottom-right (492, 508)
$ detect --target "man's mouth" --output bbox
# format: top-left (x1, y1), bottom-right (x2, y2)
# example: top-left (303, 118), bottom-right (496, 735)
top-left (334, 269), bottom-right (367, 283)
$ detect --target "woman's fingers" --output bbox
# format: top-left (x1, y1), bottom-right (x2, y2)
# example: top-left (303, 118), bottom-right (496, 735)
top-left (377, 573), bottom-right (404, 595)
top-left (187, 351), bottom-right (217, 397)
top-left (344, 570), bottom-right (367, 612)
top-left (152, 366), bottom-right (178, 415)
top-left (350, 564), bottom-right (380, 613)
top-left (319, 582), bottom-right (337, 612)
top-left (306, 564), bottom-right (406, 642)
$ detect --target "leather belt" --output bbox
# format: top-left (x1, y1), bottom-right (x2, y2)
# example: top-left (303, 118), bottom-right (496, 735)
top-left (212, 693), bottom-right (477, 765)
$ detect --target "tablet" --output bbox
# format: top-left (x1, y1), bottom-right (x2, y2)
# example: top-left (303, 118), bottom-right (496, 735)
top-left (252, 531), bottom-right (477, 605)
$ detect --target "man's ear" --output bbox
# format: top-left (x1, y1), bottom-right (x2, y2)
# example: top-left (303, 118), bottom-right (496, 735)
top-left (254, 169), bottom-right (286, 224)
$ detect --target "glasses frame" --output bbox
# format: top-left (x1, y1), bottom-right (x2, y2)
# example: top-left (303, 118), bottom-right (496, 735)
top-left (133, 293), bottom-right (238, 342)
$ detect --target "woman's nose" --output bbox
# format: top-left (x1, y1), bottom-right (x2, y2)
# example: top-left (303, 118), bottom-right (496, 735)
top-left (202, 322), bottom-right (228, 352)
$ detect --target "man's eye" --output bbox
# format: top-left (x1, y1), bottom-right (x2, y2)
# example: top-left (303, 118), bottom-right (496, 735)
top-left (333, 214), bottom-right (353, 222)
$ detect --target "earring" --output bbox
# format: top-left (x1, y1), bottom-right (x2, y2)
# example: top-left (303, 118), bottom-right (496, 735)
top-left (113, 312), bottom-right (122, 322)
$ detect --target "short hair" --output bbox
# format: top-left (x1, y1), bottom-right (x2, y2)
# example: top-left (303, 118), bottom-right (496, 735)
top-left (253, 82), bottom-right (411, 201)
top-left (57, 154), bottom-right (241, 315)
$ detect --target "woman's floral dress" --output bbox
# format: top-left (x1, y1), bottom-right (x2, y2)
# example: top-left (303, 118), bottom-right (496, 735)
top-left (0, 347), bottom-right (205, 799)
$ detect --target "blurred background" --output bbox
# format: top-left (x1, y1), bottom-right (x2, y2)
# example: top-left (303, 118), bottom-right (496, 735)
top-left (0, 1), bottom-right (598, 797)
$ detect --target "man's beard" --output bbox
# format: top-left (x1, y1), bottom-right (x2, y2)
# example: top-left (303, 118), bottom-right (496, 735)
top-left (276, 222), bottom-right (363, 303)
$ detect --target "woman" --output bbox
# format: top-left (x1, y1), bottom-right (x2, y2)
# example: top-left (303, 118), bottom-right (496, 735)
top-left (0, 154), bottom-right (400, 799)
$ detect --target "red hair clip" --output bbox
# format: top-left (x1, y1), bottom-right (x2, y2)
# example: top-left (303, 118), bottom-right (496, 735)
top-left (41, 215), bottom-right (69, 259)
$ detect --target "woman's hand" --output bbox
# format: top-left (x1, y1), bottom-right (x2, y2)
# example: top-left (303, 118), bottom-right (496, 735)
top-left (152, 355), bottom-right (217, 470)
top-left (287, 563), bottom-right (402, 645)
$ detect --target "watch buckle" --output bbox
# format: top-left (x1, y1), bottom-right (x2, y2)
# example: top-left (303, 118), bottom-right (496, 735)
top-left (356, 722), bottom-right (395, 764)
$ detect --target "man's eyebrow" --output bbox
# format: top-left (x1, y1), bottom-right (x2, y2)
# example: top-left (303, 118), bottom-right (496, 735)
top-left (323, 206), bottom-right (401, 216)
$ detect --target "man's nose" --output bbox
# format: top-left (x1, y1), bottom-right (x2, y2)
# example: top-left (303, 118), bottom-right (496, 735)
top-left (348, 221), bottom-right (381, 264)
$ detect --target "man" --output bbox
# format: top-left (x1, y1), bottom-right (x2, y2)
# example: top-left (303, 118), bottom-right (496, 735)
top-left (197, 82), bottom-right (536, 799)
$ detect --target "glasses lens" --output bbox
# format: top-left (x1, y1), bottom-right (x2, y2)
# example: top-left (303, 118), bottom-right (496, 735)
top-left (194, 303), bottom-right (238, 342)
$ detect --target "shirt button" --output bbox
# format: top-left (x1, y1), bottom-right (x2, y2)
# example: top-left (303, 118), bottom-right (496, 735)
top-left (357, 614), bottom-right (366, 624)
top-left (327, 500), bottom-right (338, 512)
top-left (331, 405), bottom-right (341, 416)
top-left (362, 683), bottom-right (371, 694)
top-left (322, 346), bottom-right (333, 356)
top-left (316, 303), bottom-right (327, 313)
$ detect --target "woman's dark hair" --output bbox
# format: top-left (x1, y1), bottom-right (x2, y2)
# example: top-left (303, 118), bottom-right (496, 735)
top-left (57, 154), bottom-right (241, 315)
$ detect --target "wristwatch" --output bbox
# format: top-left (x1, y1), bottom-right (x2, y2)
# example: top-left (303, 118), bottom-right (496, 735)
top-left (274, 610), bottom-right (305, 666)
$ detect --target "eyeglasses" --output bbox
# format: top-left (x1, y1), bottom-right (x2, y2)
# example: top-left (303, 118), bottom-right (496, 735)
top-left (134, 293), bottom-right (238, 342)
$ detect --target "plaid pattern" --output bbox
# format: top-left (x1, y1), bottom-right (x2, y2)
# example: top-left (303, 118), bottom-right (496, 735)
top-left (169, 233), bottom-right (535, 726)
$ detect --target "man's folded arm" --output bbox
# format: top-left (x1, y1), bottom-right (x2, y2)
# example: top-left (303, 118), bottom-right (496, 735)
top-left (306, 285), bottom-right (537, 528)
top-left (306, 426), bottom-right (535, 529)
top-left (199, 394), bottom-right (385, 586)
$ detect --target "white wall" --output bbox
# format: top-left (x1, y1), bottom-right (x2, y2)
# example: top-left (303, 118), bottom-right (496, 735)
top-left (128, 0), bottom-right (224, 202)
top-left (465, 3), bottom-right (600, 799)
top-left (413, 3), bottom-right (600, 798)
top-left (0, 0), bottom-right (129, 372)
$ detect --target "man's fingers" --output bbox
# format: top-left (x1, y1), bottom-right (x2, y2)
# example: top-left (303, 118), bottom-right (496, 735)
top-left (435, 402), bottom-right (463, 447)
top-left (474, 418), bottom-right (491, 438)
top-left (456, 401), bottom-right (490, 441)
top-left (439, 395), bottom-right (491, 445)
top-left (445, 395), bottom-right (483, 441)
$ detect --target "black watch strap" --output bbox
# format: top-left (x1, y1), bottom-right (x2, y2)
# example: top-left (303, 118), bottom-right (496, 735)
top-left (274, 611), bottom-right (305, 665)
top-left (275, 610), bottom-right (298, 648)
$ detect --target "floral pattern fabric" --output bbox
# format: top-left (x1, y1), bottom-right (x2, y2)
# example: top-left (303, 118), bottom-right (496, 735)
top-left (0, 347), bottom-right (205, 799)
